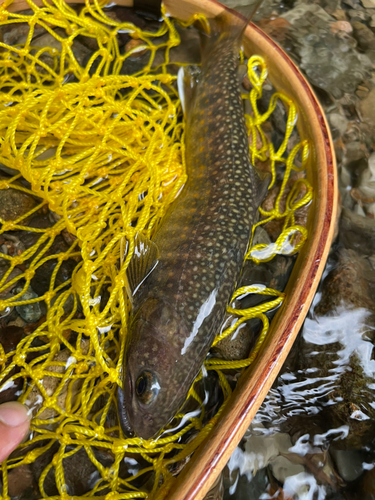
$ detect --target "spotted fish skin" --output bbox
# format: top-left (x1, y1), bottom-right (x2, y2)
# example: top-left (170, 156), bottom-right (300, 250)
top-left (118, 11), bottom-right (268, 439)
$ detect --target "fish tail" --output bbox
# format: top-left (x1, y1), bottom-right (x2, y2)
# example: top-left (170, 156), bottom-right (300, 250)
top-left (197, 1), bottom-right (262, 46)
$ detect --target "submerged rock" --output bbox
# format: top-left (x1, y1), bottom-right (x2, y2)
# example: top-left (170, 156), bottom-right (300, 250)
top-left (358, 87), bottom-right (375, 127)
top-left (281, 3), bottom-right (372, 98)
top-left (0, 188), bottom-right (37, 223)
top-left (14, 286), bottom-right (44, 323)
top-left (26, 340), bottom-right (90, 419)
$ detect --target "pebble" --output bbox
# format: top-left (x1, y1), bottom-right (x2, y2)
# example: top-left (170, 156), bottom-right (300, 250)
top-left (32, 30), bottom-right (92, 68)
top-left (31, 443), bottom-right (114, 497)
top-left (330, 448), bottom-right (365, 482)
top-left (352, 21), bottom-right (375, 50)
top-left (329, 112), bottom-right (349, 137)
top-left (347, 7), bottom-right (371, 21)
top-left (26, 339), bottom-right (90, 420)
top-left (14, 286), bottom-right (44, 323)
top-left (330, 20), bottom-right (353, 33)
top-left (358, 87), bottom-right (375, 126)
top-left (2, 23), bottom-right (45, 46)
top-left (30, 257), bottom-right (77, 296)
top-left (0, 188), bottom-right (37, 223)
top-left (7, 463), bottom-right (35, 498)
top-left (257, 17), bottom-right (292, 43)
top-left (332, 9), bottom-right (349, 20)
top-left (125, 38), bottom-right (148, 57)
top-left (212, 319), bottom-right (254, 361)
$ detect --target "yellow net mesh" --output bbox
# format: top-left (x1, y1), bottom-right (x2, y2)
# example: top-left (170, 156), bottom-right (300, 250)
top-left (0, 1), bottom-right (312, 499)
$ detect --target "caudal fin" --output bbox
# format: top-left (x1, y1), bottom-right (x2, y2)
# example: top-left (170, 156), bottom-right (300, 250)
top-left (197, 0), bottom-right (263, 45)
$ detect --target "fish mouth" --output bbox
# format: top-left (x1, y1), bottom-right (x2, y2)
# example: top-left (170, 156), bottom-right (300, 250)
top-left (117, 384), bottom-right (134, 436)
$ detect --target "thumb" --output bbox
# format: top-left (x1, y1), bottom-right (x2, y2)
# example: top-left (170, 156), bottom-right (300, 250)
top-left (0, 402), bottom-right (31, 463)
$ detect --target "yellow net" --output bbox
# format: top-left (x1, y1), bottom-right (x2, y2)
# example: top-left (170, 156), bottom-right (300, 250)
top-left (0, 1), bottom-right (312, 499)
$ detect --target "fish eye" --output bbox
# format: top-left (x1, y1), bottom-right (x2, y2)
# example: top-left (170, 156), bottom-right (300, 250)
top-left (135, 370), bottom-right (160, 405)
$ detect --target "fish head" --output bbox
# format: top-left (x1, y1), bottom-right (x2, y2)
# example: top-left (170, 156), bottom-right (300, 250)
top-left (119, 298), bottom-right (189, 439)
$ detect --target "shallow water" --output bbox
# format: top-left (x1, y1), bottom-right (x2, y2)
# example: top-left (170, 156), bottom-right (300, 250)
top-left (222, 0), bottom-right (375, 498)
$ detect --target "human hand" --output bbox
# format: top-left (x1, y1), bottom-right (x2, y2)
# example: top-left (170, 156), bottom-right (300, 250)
top-left (0, 402), bottom-right (31, 463)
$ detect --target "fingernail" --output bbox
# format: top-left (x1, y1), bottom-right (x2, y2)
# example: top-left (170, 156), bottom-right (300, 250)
top-left (0, 402), bottom-right (31, 427)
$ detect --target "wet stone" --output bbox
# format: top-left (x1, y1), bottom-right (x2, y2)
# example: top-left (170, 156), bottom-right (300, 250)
top-left (257, 17), bottom-right (293, 44)
top-left (352, 21), bottom-right (375, 50)
top-left (7, 463), bottom-right (35, 498)
top-left (330, 448), bottom-right (365, 482)
top-left (212, 320), bottom-right (254, 361)
top-left (358, 87), bottom-right (375, 126)
top-left (32, 29), bottom-right (92, 68)
top-left (30, 257), bottom-right (77, 296)
top-left (14, 286), bottom-right (43, 323)
top-left (330, 20), bottom-right (353, 34)
top-left (31, 444), bottom-right (114, 497)
top-left (26, 340), bottom-right (90, 419)
top-left (2, 23), bottom-right (45, 46)
top-left (329, 112), bottom-right (349, 139)
top-left (347, 8), bottom-right (371, 22)
top-left (281, 3), bottom-right (372, 98)
top-left (0, 188), bottom-right (37, 223)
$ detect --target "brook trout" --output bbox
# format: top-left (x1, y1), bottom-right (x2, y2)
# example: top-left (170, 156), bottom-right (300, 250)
top-left (118, 7), bottom-right (268, 439)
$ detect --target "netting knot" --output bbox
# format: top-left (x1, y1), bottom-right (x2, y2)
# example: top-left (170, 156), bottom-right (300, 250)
top-left (13, 352), bottom-right (26, 365)
top-left (24, 268), bottom-right (35, 280)
top-left (108, 368), bottom-right (118, 384)
top-left (95, 425), bottom-right (105, 439)
top-left (0, 9), bottom-right (8, 21)
top-left (2, 221), bottom-right (15, 232)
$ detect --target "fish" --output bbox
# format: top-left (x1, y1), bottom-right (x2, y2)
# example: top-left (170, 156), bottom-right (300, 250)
top-left (118, 5), bottom-right (269, 439)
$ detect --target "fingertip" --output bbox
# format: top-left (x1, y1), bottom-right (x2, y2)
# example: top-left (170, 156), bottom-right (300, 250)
top-left (0, 402), bottom-right (31, 427)
top-left (0, 403), bottom-right (31, 464)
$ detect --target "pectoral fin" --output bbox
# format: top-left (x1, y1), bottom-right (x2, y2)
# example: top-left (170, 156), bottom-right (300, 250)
top-left (177, 66), bottom-right (201, 117)
top-left (125, 232), bottom-right (159, 302)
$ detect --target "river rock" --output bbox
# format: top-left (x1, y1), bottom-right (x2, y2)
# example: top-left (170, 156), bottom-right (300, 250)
top-left (2, 23), bottom-right (45, 46)
top-left (281, 4), bottom-right (372, 98)
top-left (26, 339), bottom-right (90, 419)
top-left (352, 21), bottom-right (375, 50)
top-left (0, 188), bottom-right (37, 223)
top-left (358, 88), bottom-right (375, 127)
top-left (14, 286), bottom-right (44, 323)
top-left (31, 443), bottom-right (114, 497)
top-left (7, 463), bottom-right (36, 498)
top-left (32, 29), bottom-right (92, 68)
top-left (30, 258), bottom-right (77, 297)
top-left (330, 448), bottom-right (365, 482)
top-left (329, 113), bottom-right (349, 138)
